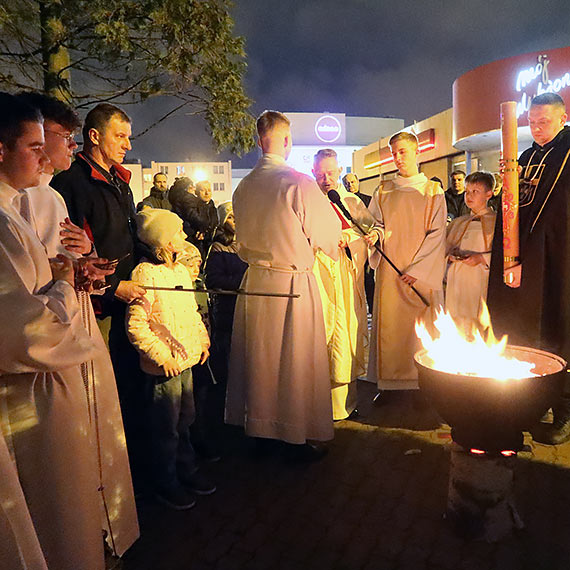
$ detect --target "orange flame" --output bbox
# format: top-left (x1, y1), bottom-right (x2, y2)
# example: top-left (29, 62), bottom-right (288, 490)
top-left (415, 304), bottom-right (537, 381)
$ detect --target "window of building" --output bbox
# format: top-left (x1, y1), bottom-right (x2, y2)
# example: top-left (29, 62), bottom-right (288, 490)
top-left (219, 182), bottom-right (225, 191)
top-left (160, 165), bottom-right (168, 174)
top-left (176, 165), bottom-right (185, 176)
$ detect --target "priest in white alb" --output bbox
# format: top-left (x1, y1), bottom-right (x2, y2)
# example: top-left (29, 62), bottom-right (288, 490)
top-left (225, 111), bottom-right (341, 457)
top-left (366, 131), bottom-right (446, 391)
top-left (312, 149), bottom-right (373, 419)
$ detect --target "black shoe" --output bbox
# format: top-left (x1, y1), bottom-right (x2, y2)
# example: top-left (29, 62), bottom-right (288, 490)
top-left (156, 486), bottom-right (196, 510)
top-left (283, 442), bottom-right (328, 463)
top-left (347, 408), bottom-right (360, 420)
top-left (193, 440), bottom-right (221, 463)
top-left (180, 471), bottom-right (217, 495)
top-left (531, 422), bottom-right (570, 445)
top-left (373, 391), bottom-right (389, 406)
top-left (531, 397), bottom-right (570, 445)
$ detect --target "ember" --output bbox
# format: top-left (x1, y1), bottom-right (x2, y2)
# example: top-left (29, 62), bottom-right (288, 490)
top-left (415, 305), bottom-right (537, 380)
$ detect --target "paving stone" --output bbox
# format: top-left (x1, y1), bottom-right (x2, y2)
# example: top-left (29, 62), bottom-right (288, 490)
top-left (121, 380), bottom-right (570, 570)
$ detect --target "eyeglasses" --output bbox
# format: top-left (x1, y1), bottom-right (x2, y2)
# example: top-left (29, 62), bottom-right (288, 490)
top-left (44, 130), bottom-right (76, 144)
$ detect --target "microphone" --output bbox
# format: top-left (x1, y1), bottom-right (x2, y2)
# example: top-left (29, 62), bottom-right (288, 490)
top-left (327, 189), bottom-right (430, 307)
top-left (327, 189), bottom-right (354, 222)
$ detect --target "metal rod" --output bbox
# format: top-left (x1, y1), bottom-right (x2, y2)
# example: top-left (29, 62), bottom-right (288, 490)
top-left (141, 285), bottom-right (299, 298)
top-left (328, 193), bottom-right (430, 307)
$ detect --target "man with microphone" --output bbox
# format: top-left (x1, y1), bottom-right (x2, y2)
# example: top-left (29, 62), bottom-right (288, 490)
top-left (312, 149), bottom-right (374, 420)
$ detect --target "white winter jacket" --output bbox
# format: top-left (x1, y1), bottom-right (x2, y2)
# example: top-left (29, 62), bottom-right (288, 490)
top-left (126, 259), bottom-right (210, 375)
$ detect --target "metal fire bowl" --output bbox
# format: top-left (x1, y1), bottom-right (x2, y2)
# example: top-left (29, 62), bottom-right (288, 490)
top-left (414, 346), bottom-right (566, 447)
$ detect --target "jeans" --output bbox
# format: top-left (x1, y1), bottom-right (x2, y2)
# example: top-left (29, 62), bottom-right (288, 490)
top-left (147, 368), bottom-right (197, 491)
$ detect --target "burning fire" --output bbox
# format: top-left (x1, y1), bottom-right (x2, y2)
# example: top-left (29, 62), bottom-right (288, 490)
top-left (415, 305), bottom-right (537, 381)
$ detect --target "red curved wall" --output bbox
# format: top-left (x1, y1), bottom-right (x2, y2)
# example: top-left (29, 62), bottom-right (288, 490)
top-left (453, 46), bottom-right (570, 145)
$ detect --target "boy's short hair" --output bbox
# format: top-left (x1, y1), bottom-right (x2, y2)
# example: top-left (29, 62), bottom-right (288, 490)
top-left (450, 169), bottom-right (466, 178)
top-left (83, 103), bottom-right (131, 143)
top-left (531, 93), bottom-right (566, 111)
top-left (389, 131), bottom-right (418, 148)
top-left (465, 170), bottom-right (495, 192)
top-left (0, 92), bottom-right (43, 149)
top-left (314, 148), bottom-right (337, 166)
top-left (256, 110), bottom-right (290, 138)
top-left (17, 91), bottom-right (80, 132)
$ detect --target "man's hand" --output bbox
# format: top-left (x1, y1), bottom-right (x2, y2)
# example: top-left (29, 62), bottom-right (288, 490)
top-left (115, 280), bottom-right (147, 303)
top-left (504, 264), bottom-right (522, 288)
top-left (498, 159), bottom-right (522, 179)
top-left (59, 217), bottom-right (93, 255)
top-left (462, 253), bottom-right (487, 267)
top-left (364, 231), bottom-right (379, 247)
top-left (75, 257), bottom-right (116, 292)
top-left (400, 273), bottom-right (417, 286)
top-left (162, 357), bottom-right (182, 378)
top-left (50, 254), bottom-right (75, 286)
top-left (199, 348), bottom-right (210, 365)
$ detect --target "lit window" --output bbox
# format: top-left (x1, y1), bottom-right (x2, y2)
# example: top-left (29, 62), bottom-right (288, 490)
top-left (176, 165), bottom-right (185, 176)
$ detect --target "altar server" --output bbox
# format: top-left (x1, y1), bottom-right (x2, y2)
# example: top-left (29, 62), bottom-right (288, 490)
top-left (225, 111), bottom-right (341, 456)
top-left (366, 131), bottom-right (446, 390)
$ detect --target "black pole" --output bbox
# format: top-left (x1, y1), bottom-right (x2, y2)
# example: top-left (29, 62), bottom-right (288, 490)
top-left (327, 190), bottom-right (430, 307)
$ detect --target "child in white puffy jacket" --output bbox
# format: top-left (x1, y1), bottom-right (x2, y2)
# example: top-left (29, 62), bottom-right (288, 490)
top-left (126, 208), bottom-right (214, 510)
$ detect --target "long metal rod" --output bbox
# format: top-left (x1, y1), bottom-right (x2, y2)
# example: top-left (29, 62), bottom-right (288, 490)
top-left (329, 194), bottom-right (430, 307)
top-left (141, 285), bottom-right (299, 298)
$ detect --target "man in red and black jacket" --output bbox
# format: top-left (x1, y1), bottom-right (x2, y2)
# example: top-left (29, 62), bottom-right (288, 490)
top-left (52, 103), bottom-right (151, 493)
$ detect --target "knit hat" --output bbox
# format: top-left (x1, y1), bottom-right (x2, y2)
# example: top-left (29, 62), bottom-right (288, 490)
top-left (136, 208), bottom-right (183, 249)
top-left (217, 201), bottom-right (233, 225)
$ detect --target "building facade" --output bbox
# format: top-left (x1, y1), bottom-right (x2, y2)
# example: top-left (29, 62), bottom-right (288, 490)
top-left (353, 46), bottom-right (570, 196)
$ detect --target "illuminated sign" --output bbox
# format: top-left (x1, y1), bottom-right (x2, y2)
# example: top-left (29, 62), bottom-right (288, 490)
top-left (314, 115), bottom-right (342, 143)
top-left (515, 54), bottom-right (570, 117)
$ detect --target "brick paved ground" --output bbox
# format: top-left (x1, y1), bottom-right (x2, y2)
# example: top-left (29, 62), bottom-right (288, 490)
top-left (120, 381), bottom-right (570, 570)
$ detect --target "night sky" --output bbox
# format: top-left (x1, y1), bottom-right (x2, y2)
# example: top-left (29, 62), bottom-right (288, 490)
top-left (127, 0), bottom-right (570, 167)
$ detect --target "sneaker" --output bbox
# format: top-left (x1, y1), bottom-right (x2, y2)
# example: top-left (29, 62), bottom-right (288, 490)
top-left (181, 471), bottom-right (217, 495)
top-left (156, 486), bottom-right (196, 510)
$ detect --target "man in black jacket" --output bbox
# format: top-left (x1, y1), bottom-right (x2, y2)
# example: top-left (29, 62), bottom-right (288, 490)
top-left (488, 93), bottom-right (570, 444)
top-left (137, 172), bottom-right (171, 211)
top-left (170, 178), bottom-right (218, 260)
top-left (445, 170), bottom-right (469, 222)
top-left (52, 103), bottom-right (151, 492)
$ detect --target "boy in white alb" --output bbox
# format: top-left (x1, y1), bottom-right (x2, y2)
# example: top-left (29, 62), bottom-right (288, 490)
top-left (446, 171), bottom-right (496, 330)
top-left (366, 132), bottom-right (446, 391)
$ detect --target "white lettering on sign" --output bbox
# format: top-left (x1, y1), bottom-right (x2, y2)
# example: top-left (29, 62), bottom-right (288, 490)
top-left (314, 115), bottom-right (342, 143)
top-left (515, 54), bottom-right (570, 118)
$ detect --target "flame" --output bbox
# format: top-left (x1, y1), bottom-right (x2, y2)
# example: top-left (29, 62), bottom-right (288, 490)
top-left (415, 304), bottom-right (537, 381)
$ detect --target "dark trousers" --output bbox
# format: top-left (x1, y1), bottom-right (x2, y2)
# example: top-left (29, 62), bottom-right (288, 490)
top-left (107, 307), bottom-right (154, 493)
top-left (148, 368), bottom-right (197, 490)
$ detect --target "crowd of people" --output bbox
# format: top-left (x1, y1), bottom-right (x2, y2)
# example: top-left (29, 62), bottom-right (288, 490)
top-left (0, 89), bottom-right (569, 568)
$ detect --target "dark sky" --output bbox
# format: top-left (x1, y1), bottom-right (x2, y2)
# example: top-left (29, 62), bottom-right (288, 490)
top-left (127, 0), bottom-right (570, 167)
